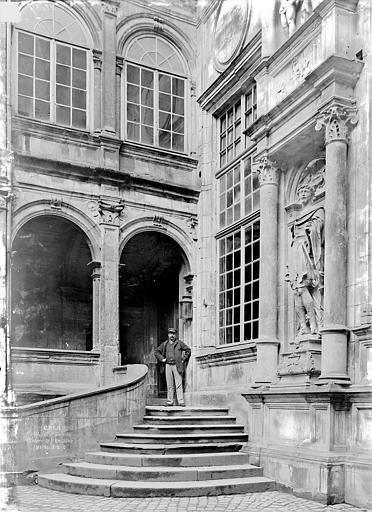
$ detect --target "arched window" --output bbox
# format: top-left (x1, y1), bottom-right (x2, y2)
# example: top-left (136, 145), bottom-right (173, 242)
top-left (125, 35), bottom-right (186, 152)
top-left (15, 1), bottom-right (90, 130)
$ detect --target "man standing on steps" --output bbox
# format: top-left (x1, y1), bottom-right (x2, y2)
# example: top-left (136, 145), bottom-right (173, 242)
top-left (154, 327), bottom-right (191, 406)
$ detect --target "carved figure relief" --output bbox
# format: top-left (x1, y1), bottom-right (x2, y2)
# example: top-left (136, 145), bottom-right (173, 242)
top-left (285, 159), bottom-right (325, 336)
top-left (280, 0), bottom-right (313, 36)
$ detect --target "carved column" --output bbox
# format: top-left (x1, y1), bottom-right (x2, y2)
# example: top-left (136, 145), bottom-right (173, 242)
top-left (101, 1), bottom-right (119, 135)
top-left (98, 200), bottom-right (124, 384)
top-left (254, 157), bottom-right (280, 385)
top-left (92, 50), bottom-right (102, 134)
top-left (116, 56), bottom-right (123, 138)
top-left (315, 105), bottom-right (358, 382)
top-left (88, 261), bottom-right (101, 351)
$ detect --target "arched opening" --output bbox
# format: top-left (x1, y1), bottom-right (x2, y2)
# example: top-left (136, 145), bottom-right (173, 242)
top-left (119, 231), bottom-right (188, 396)
top-left (11, 215), bottom-right (93, 351)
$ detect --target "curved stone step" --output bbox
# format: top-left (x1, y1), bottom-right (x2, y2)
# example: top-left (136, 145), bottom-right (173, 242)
top-left (85, 451), bottom-right (250, 467)
top-left (38, 473), bottom-right (276, 498)
top-left (62, 461), bottom-right (263, 481)
top-left (133, 424), bottom-right (245, 434)
top-left (145, 406), bottom-right (230, 417)
top-left (99, 441), bottom-right (244, 455)
top-left (114, 433), bottom-right (248, 444)
top-left (142, 415), bottom-right (237, 425)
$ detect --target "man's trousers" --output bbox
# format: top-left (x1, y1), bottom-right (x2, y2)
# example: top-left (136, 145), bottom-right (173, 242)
top-left (165, 364), bottom-right (184, 405)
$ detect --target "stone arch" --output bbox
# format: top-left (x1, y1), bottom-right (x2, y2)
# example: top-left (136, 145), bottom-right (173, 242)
top-left (286, 156), bottom-right (326, 206)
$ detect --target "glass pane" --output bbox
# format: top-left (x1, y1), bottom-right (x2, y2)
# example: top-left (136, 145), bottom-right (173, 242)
top-left (56, 85), bottom-right (70, 106)
top-left (141, 88), bottom-right (153, 107)
top-left (56, 44), bottom-right (71, 65)
top-left (226, 170), bottom-right (233, 189)
top-left (18, 32), bottom-right (34, 55)
top-left (253, 300), bottom-right (259, 319)
top-left (172, 96), bottom-right (184, 115)
top-left (72, 88), bottom-right (86, 109)
top-left (35, 100), bottom-right (50, 120)
top-left (159, 111), bottom-right (171, 130)
top-left (35, 79), bottom-right (49, 101)
top-left (35, 59), bottom-right (50, 80)
top-left (172, 77), bottom-right (184, 97)
top-left (141, 107), bottom-right (153, 126)
top-left (127, 84), bottom-right (139, 104)
top-left (159, 93), bottom-right (171, 112)
top-left (18, 75), bottom-right (33, 96)
top-left (72, 48), bottom-right (86, 70)
top-left (127, 103), bottom-right (140, 122)
top-left (72, 109), bottom-right (86, 129)
top-left (221, 116), bottom-right (226, 133)
top-left (172, 133), bottom-right (184, 152)
top-left (56, 65), bottom-right (71, 85)
top-left (56, 105), bottom-right (70, 125)
top-left (141, 125), bottom-right (154, 145)
top-left (35, 38), bottom-right (50, 59)
top-left (72, 69), bottom-right (86, 89)
top-left (18, 54), bottom-right (33, 76)
top-left (159, 130), bottom-right (171, 148)
top-left (172, 115), bottom-right (184, 134)
top-left (127, 65), bottom-right (140, 84)
top-left (244, 323), bottom-right (251, 340)
top-left (141, 68), bottom-right (153, 88)
top-left (159, 74), bottom-right (171, 93)
top-left (18, 95), bottom-right (32, 116)
top-left (127, 122), bottom-right (139, 141)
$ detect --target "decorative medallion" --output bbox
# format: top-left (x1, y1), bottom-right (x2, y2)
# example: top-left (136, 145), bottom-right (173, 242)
top-left (213, 0), bottom-right (250, 69)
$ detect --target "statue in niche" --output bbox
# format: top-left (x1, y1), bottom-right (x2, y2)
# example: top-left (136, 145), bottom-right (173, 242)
top-left (280, 0), bottom-right (313, 36)
top-left (285, 169), bottom-right (324, 336)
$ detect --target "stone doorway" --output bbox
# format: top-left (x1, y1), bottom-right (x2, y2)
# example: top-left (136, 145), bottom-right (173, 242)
top-left (119, 231), bottom-right (188, 396)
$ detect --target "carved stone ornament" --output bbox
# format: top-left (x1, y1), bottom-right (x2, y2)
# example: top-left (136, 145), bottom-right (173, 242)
top-left (116, 56), bottom-right (124, 76)
top-left (88, 199), bottom-right (124, 225)
top-left (153, 16), bottom-right (164, 33)
top-left (315, 105), bottom-right (358, 144)
top-left (153, 215), bottom-right (166, 228)
top-left (92, 50), bottom-right (102, 71)
top-left (186, 216), bottom-right (198, 241)
top-left (279, 0), bottom-right (314, 37)
top-left (101, 1), bottom-right (118, 16)
top-left (50, 197), bottom-right (63, 210)
top-left (254, 157), bottom-right (280, 186)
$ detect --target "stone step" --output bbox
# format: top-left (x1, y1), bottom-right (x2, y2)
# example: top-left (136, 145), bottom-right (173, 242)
top-left (115, 432), bottom-right (248, 444)
top-left (62, 461), bottom-right (263, 481)
top-left (99, 441), bottom-right (244, 455)
top-left (85, 451), bottom-right (250, 467)
top-left (38, 473), bottom-right (276, 498)
top-left (142, 415), bottom-right (238, 425)
top-left (133, 424), bottom-right (245, 434)
top-left (145, 406), bottom-right (230, 417)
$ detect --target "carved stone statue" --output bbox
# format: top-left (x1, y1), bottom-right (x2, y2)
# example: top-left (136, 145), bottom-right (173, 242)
top-left (286, 183), bottom-right (324, 335)
top-left (280, 0), bottom-right (313, 36)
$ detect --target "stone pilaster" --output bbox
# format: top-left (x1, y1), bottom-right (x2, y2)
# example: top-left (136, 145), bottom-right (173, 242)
top-left (88, 261), bottom-right (101, 352)
top-left (98, 199), bottom-right (124, 384)
top-left (116, 56), bottom-right (124, 138)
top-left (315, 104), bottom-right (358, 382)
top-left (101, 1), bottom-right (119, 135)
top-left (92, 50), bottom-right (102, 134)
top-left (253, 156), bottom-right (280, 385)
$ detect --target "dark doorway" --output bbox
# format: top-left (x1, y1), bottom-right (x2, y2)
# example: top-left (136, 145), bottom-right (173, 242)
top-left (11, 215), bottom-right (92, 351)
top-left (119, 231), bottom-right (184, 396)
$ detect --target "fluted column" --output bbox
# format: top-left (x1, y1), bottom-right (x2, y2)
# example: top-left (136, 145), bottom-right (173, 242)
top-left (254, 157), bottom-right (280, 385)
top-left (92, 50), bottom-right (102, 134)
top-left (315, 104), bottom-right (358, 382)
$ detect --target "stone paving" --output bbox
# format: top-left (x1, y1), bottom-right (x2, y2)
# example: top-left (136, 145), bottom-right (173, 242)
top-left (0, 487), bottom-right (371, 512)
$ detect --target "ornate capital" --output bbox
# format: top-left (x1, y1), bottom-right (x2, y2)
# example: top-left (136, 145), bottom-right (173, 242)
top-left (92, 50), bottom-right (102, 71)
top-left (315, 105), bottom-right (358, 144)
top-left (254, 157), bottom-right (280, 186)
top-left (88, 199), bottom-right (124, 226)
top-left (116, 56), bottom-right (124, 76)
top-left (101, 1), bottom-right (119, 16)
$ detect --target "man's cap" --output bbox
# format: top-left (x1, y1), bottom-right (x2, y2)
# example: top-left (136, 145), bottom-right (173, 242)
top-left (168, 327), bottom-right (177, 333)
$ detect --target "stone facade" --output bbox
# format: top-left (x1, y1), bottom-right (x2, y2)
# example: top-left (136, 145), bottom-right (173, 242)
top-left (0, 0), bottom-right (372, 508)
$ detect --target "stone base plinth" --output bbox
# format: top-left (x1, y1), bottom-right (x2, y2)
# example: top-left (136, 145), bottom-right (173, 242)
top-left (277, 335), bottom-right (321, 385)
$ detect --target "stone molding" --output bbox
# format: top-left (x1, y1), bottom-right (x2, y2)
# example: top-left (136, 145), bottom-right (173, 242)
top-left (254, 157), bottom-right (280, 186)
top-left (11, 347), bottom-right (100, 365)
top-left (196, 343), bottom-right (256, 368)
top-left (315, 105), bottom-right (358, 145)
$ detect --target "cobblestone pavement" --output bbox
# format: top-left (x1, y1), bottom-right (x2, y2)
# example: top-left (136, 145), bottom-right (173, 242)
top-left (0, 487), bottom-right (371, 512)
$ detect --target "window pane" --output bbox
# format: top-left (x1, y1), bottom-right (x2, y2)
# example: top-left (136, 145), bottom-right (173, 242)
top-left (159, 74), bottom-right (171, 93)
top-left (141, 125), bottom-right (154, 145)
top-left (159, 93), bottom-right (171, 112)
top-left (172, 77), bottom-right (184, 97)
top-left (18, 54), bottom-right (33, 76)
top-left (18, 95), bottom-right (32, 116)
top-left (35, 100), bottom-right (50, 120)
top-left (35, 59), bottom-right (50, 80)
top-left (72, 48), bottom-right (86, 69)
top-left (56, 105), bottom-right (70, 125)
top-left (18, 75), bottom-right (33, 96)
top-left (172, 96), bottom-right (184, 115)
top-left (159, 130), bottom-right (171, 148)
top-left (127, 65), bottom-right (140, 84)
top-left (141, 88), bottom-right (153, 107)
top-left (159, 111), bottom-right (171, 130)
top-left (127, 103), bottom-right (140, 122)
top-left (172, 115), bottom-right (184, 134)
top-left (141, 68), bottom-right (153, 88)
top-left (18, 32), bottom-right (34, 55)
top-left (172, 133), bottom-right (184, 152)
top-left (35, 79), bottom-right (49, 101)
top-left (127, 84), bottom-right (139, 104)
top-left (56, 85), bottom-right (70, 106)
top-left (72, 109), bottom-right (86, 129)
top-left (56, 65), bottom-right (71, 85)
top-left (141, 106), bottom-right (153, 126)
top-left (127, 122), bottom-right (139, 141)
top-left (56, 44), bottom-right (71, 65)
top-left (35, 38), bottom-right (50, 59)
top-left (72, 88), bottom-right (86, 109)
top-left (72, 69), bottom-right (86, 89)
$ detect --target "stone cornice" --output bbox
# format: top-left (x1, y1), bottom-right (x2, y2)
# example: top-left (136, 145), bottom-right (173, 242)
top-left (196, 343), bottom-right (257, 368)
top-left (11, 347), bottom-right (100, 365)
top-left (197, 31), bottom-right (261, 115)
top-left (121, 141), bottom-right (198, 172)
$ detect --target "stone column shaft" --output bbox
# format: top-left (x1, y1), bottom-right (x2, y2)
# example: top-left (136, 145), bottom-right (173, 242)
top-left (254, 157), bottom-right (280, 385)
top-left (315, 105), bottom-right (358, 381)
top-left (89, 262), bottom-right (101, 351)
top-left (93, 50), bottom-right (102, 134)
top-left (116, 56), bottom-right (123, 137)
top-left (101, 2), bottom-right (118, 135)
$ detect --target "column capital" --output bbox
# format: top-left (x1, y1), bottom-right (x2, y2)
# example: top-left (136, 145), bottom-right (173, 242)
top-left (92, 49), bottom-right (102, 71)
top-left (116, 56), bottom-right (124, 76)
top-left (315, 104), bottom-right (358, 145)
top-left (254, 156), bottom-right (280, 186)
top-left (98, 199), bottom-right (125, 226)
top-left (101, 0), bottom-right (119, 16)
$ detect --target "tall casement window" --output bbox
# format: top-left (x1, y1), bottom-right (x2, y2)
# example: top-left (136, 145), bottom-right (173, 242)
top-left (217, 84), bottom-right (259, 345)
top-left (15, 1), bottom-right (91, 129)
top-left (125, 35), bottom-right (186, 152)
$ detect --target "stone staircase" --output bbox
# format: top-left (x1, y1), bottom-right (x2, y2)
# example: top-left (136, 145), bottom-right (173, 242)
top-left (38, 405), bottom-right (275, 497)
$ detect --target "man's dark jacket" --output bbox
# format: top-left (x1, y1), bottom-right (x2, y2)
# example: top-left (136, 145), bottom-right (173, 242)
top-left (154, 339), bottom-right (191, 376)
